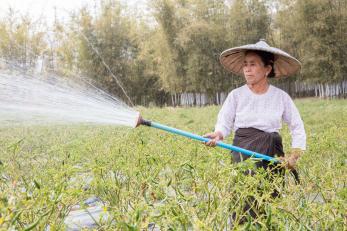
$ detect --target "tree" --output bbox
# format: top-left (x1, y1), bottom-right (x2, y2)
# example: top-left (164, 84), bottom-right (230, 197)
top-left (176, 0), bottom-right (231, 94)
top-left (0, 9), bottom-right (46, 71)
top-left (274, 0), bottom-right (347, 82)
top-left (228, 0), bottom-right (271, 46)
top-left (150, 0), bottom-right (190, 93)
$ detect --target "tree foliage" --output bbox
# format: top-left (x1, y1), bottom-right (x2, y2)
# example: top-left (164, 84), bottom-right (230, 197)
top-left (274, 0), bottom-right (347, 82)
top-left (0, 9), bottom-right (46, 70)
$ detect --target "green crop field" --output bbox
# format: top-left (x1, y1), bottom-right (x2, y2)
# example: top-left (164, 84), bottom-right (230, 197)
top-left (0, 99), bottom-right (346, 230)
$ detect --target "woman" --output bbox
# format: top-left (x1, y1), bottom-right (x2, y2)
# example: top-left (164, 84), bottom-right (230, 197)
top-left (204, 39), bottom-right (306, 170)
top-left (204, 40), bottom-right (306, 221)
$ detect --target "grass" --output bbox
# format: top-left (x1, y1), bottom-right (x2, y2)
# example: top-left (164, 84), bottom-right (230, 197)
top-left (0, 98), bottom-right (346, 230)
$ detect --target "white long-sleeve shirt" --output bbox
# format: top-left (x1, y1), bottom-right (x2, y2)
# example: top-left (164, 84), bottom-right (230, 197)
top-left (215, 84), bottom-right (306, 150)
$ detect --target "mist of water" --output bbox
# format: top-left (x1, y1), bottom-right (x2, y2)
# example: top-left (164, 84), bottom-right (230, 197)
top-left (0, 72), bottom-right (139, 127)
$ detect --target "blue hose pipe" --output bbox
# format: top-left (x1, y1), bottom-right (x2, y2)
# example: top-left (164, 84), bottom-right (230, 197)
top-left (140, 119), bottom-right (280, 163)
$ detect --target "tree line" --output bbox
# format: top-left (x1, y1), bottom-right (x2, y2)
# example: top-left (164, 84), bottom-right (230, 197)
top-left (0, 0), bottom-right (346, 105)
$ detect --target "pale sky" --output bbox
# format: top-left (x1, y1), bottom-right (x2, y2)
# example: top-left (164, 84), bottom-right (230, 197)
top-left (0, 0), bottom-right (148, 24)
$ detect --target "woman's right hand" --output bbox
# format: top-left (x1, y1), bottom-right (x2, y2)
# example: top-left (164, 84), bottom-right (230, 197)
top-left (203, 131), bottom-right (224, 147)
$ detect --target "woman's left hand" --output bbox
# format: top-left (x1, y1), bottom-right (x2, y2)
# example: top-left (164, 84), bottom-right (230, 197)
top-left (280, 149), bottom-right (303, 170)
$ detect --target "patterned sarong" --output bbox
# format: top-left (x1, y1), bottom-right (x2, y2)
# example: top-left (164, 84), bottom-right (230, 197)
top-left (232, 127), bottom-right (299, 182)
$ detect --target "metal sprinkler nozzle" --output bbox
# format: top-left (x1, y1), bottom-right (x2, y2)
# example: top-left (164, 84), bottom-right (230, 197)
top-left (135, 114), bottom-right (143, 127)
top-left (135, 114), bottom-right (151, 127)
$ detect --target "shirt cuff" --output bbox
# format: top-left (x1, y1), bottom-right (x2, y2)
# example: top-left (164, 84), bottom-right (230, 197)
top-left (214, 126), bottom-right (229, 139)
top-left (291, 141), bottom-right (306, 151)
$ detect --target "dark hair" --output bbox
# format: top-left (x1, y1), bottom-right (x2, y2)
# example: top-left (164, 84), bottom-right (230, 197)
top-left (246, 50), bottom-right (275, 78)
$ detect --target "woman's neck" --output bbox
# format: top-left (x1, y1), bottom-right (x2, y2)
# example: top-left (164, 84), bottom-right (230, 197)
top-left (247, 79), bottom-right (269, 94)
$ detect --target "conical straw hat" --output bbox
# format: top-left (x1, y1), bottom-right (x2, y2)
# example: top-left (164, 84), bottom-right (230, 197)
top-left (220, 39), bottom-right (301, 78)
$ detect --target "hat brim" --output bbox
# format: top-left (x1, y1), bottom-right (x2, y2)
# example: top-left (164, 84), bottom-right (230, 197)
top-left (220, 44), bottom-right (301, 78)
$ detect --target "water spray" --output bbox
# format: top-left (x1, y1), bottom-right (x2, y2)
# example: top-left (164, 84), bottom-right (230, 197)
top-left (135, 115), bottom-right (280, 163)
top-left (0, 73), bottom-right (138, 127)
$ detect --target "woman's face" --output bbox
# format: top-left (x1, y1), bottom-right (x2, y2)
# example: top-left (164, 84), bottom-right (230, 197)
top-left (243, 52), bottom-right (271, 85)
